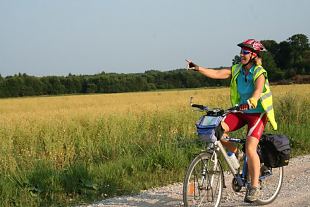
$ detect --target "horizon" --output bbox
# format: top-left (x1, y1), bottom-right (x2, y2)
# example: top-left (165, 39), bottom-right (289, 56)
top-left (1, 65), bottom-right (235, 78)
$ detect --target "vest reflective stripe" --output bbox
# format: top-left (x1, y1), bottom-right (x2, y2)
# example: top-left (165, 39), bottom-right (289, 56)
top-left (261, 91), bottom-right (272, 101)
top-left (253, 66), bottom-right (263, 78)
top-left (230, 64), bottom-right (277, 130)
top-left (265, 105), bottom-right (274, 113)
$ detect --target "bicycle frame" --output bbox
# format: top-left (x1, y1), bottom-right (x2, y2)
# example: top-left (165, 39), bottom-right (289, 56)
top-left (214, 137), bottom-right (273, 189)
top-left (209, 138), bottom-right (249, 188)
top-left (210, 140), bottom-right (239, 175)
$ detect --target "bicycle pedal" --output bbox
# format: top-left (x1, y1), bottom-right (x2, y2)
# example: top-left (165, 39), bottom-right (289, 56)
top-left (261, 168), bottom-right (272, 176)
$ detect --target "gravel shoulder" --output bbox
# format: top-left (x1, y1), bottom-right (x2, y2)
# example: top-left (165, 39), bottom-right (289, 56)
top-left (82, 154), bottom-right (310, 207)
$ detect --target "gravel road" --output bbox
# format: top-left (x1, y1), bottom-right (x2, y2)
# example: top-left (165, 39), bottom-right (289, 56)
top-left (82, 155), bottom-right (310, 207)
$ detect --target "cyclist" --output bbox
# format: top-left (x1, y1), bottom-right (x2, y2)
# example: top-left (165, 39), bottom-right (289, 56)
top-left (186, 39), bottom-right (277, 202)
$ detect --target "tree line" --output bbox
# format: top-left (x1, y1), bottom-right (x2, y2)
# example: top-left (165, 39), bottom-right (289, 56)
top-left (0, 34), bottom-right (309, 98)
top-left (233, 33), bottom-right (310, 81)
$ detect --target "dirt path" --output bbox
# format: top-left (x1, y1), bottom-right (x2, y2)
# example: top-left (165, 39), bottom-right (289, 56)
top-left (82, 155), bottom-right (310, 207)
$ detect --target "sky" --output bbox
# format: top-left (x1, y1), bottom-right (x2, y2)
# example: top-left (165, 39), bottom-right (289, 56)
top-left (0, 0), bottom-right (309, 77)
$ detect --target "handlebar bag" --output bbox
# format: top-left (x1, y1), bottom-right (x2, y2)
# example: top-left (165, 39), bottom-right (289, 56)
top-left (196, 115), bottom-right (222, 143)
top-left (260, 134), bottom-right (291, 168)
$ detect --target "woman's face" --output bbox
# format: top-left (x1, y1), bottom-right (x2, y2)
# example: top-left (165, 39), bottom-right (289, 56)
top-left (240, 48), bottom-right (253, 65)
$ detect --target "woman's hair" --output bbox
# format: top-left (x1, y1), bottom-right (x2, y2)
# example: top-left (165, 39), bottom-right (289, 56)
top-left (254, 56), bottom-right (262, 66)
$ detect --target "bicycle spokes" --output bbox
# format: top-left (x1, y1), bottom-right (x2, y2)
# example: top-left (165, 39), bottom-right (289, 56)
top-left (183, 153), bottom-right (223, 207)
top-left (257, 167), bottom-right (283, 205)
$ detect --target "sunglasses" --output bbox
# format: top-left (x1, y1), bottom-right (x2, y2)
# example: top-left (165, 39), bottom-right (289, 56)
top-left (240, 49), bottom-right (252, 55)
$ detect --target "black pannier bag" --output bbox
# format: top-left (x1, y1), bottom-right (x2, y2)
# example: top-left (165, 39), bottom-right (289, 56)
top-left (260, 134), bottom-right (291, 168)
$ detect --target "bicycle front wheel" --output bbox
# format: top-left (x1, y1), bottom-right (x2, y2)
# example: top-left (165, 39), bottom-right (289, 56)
top-left (256, 166), bottom-right (284, 205)
top-left (183, 152), bottom-right (223, 207)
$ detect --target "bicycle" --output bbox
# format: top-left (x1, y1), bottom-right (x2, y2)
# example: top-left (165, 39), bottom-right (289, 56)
top-left (183, 103), bottom-right (284, 207)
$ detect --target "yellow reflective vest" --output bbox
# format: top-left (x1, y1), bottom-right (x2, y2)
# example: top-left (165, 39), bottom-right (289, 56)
top-left (230, 64), bottom-right (277, 130)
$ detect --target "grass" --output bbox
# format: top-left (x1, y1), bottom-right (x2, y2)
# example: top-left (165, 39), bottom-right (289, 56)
top-left (0, 84), bottom-right (309, 206)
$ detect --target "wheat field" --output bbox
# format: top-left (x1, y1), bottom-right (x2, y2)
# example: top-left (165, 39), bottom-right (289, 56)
top-left (0, 84), bottom-right (309, 206)
top-left (1, 84), bottom-right (308, 119)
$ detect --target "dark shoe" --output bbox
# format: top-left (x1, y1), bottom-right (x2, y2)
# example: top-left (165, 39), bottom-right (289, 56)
top-left (244, 186), bottom-right (254, 203)
top-left (244, 197), bottom-right (254, 203)
top-left (245, 186), bottom-right (261, 202)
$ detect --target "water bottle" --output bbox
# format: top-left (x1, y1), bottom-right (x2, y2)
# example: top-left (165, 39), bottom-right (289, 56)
top-left (227, 152), bottom-right (240, 170)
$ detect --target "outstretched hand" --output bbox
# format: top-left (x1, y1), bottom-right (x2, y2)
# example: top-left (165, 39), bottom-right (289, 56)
top-left (186, 59), bottom-right (199, 71)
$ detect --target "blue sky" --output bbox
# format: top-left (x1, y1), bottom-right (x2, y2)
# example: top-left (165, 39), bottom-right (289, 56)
top-left (0, 0), bottom-right (309, 77)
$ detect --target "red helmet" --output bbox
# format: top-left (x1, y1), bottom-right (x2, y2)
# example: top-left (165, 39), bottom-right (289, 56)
top-left (237, 39), bottom-right (267, 53)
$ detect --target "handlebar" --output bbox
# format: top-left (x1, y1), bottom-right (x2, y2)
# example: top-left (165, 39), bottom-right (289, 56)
top-left (191, 103), bottom-right (240, 116)
top-left (191, 104), bottom-right (207, 110)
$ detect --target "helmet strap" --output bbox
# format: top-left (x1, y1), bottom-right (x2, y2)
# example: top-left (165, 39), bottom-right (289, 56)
top-left (242, 54), bottom-right (255, 67)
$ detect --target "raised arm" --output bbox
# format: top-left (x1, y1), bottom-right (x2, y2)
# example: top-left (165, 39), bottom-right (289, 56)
top-left (186, 59), bottom-right (231, 79)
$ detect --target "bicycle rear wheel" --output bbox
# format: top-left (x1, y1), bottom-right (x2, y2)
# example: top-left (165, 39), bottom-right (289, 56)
top-left (183, 152), bottom-right (223, 207)
top-left (256, 166), bottom-right (284, 205)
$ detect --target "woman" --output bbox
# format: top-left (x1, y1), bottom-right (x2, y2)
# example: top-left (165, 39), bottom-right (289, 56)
top-left (186, 39), bottom-right (277, 202)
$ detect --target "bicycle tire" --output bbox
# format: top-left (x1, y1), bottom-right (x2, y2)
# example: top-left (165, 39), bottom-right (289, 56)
top-left (256, 166), bottom-right (284, 205)
top-left (183, 152), bottom-right (223, 207)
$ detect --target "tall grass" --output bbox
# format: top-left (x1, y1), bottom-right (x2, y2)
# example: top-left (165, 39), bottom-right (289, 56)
top-left (0, 84), bottom-right (309, 206)
top-left (275, 94), bottom-right (310, 155)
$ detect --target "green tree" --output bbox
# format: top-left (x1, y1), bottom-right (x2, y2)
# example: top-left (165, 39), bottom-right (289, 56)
top-left (261, 52), bottom-right (284, 81)
top-left (301, 50), bottom-right (310, 73)
top-left (42, 76), bottom-right (65, 95)
top-left (288, 34), bottom-right (310, 74)
top-left (288, 34), bottom-right (310, 52)
top-left (276, 41), bottom-right (292, 71)
top-left (261, 40), bottom-right (279, 56)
